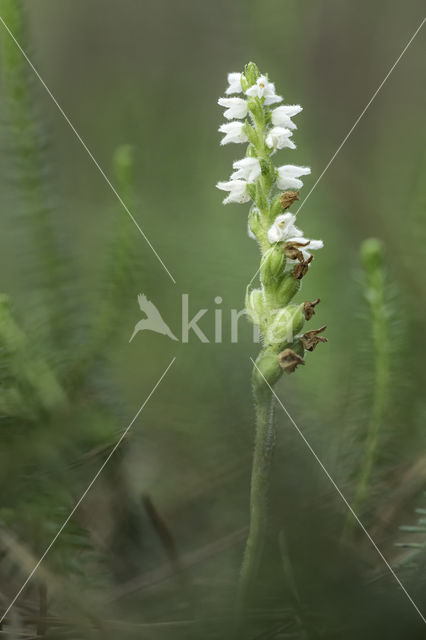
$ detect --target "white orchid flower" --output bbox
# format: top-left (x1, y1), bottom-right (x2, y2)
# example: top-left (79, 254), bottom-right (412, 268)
top-left (276, 165), bottom-right (311, 190)
top-left (216, 179), bottom-right (250, 204)
top-left (225, 72), bottom-right (243, 95)
top-left (218, 97), bottom-right (249, 120)
top-left (245, 75), bottom-right (283, 105)
top-left (271, 105), bottom-right (303, 129)
top-left (267, 213), bottom-right (303, 244)
top-left (231, 157), bottom-right (261, 183)
top-left (218, 121), bottom-right (249, 145)
top-left (266, 126), bottom-right (296, 151)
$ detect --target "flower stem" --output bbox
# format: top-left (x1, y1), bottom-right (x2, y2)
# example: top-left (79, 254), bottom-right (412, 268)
top-left (342, 239), bottom-right (390, 542)
top-left (235, 354), bottom-right (276, 630)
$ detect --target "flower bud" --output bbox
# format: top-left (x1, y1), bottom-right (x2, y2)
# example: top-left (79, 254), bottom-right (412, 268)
top-left (260, 246), bottom-right (284, 285)
top-left (244, 122), bottom-right (259, 147)
top-left (264, 304), bottom-right (305, 348)
top-left (252, 349), bottom-right (282, 392)
top-left (247, 99), bottom-right (264, 123)
top-left (243, 62), bottom-right (260, 89)
top-left (276, 273), bottom-right (300, 306)
top-left (270, 194), bottom-right (283, 221)
top-left (245, 288), bottom-right (265, 325)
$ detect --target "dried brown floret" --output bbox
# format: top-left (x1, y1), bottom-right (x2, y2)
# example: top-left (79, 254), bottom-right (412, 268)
top-left (300, 325), bottom-right (328, 351)
top-left (303, 298), bottom-right (321, 321)
top-left (292, 255), bottom-right (313, 279)
top-left (280, 190), bottom-right (300, 210)
top-left (282, 240), bottom-right (310, 262)
top-left (278, 348), bottom-right (305, 374)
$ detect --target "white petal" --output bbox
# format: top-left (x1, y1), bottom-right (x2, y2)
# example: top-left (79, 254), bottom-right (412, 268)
top-left (264, 93), bottom-right (283, 106)
top-left (284, 237), bottom-right (323, 260)
top-left (218, 122), bottom-right (249, 145)
top-left (272, 105), bottom-right (303, 126)
top-left (266, 127), bottom-right (294, 150)
top-left (218, 97), bottom-right (248, 120)
top-left (248, 220), bottom-right (257, 240)
top-left (231, 157), bottom-right (261, 182)
top-left (276, 165), bottom-right (311, 190)
top-left (225, 72), bottom-right (243, 95)
top-left (216, 179), bottom-right (250, 204)
top-left (307, 240), bottom-right (323, 250)
top-left (267, 212), bottom-right (303, 243)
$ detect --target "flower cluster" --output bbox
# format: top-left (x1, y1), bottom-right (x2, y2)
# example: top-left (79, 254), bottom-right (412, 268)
top-left (216, 63), bottom-right (326, 378)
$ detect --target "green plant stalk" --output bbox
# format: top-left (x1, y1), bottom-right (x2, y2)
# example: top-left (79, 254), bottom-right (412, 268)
top-left (343, 239), bottom-right (390, 539)
top-left (65, 145), bottom-right (137, 392)
top-left (235, 371), bottom-right (275, 618)
top-left (0, 0), bottom-right (67, 343)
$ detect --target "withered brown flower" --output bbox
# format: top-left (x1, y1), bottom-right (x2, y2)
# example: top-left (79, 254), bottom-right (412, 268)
top-left (300, 325), bottom-right (328, 351)
top-left (278, 348), bottom-right (305, 374)
top-left (293, 255), bottom-right (313, 280)
top-left (303, 298), bottom-right (321, 321)
top-left (282, 240), bottom-right (310, 262)
top-left (280, 190), bottom-right (300, 210)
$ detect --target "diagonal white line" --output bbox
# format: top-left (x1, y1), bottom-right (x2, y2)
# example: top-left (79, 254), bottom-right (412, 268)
top-left (0, 15), bottom-right (176, 285)
top-left (250, 356), bottom-right (426, 625)
top-left (248, 16), bottom-right (426, 287)
top-left (0, 356), bottom-right (176, 624)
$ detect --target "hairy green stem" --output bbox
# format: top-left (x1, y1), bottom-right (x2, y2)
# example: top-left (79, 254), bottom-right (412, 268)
top-left (235, 359), bottom-right (276, 630)
top-left (343, 239), bottom-right (390, 540)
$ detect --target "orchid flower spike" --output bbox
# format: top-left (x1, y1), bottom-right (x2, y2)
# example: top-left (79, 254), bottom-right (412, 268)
top-left (216, 61), bottom-right (326, 377)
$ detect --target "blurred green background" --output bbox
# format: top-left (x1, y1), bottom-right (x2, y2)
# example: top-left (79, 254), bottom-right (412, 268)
top-left (0, 1), bottom-right (425, 638)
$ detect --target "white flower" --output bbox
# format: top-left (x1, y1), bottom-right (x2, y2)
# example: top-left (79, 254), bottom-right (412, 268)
top-left (218, 98), bottom-right (248, 120)
top-left (267, 213), bottom-right (302, 243)
top-left (218, 97), bottom-right (248, 120)
top-left (218, 121), bottom-right (249, 145)
top-left (266, 126), bottom-right (295, 150)
top-left (245, 75), bottom-right (282, 105)
top-left (231, 157), bottom-right (261, 183)
top-left (216, 179), bottom-right (250, 204)
top-left (225, 72), bottom-right (243, 95)
top-left (286, 236), bottom-right (324, 260)
top-left (271, 105), bottom-right (303, 129)
top-left (276, 165), bottom-right (311, 190)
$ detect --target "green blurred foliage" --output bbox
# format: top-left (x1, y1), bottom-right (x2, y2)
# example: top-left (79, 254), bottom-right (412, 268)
top-left (0, 1), bottom-right (425, 638)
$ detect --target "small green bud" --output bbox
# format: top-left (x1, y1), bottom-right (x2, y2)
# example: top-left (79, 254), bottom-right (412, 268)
top-left (259, 159), bottom-right (271, 176)
top-left (270, 193), bottom-right (283, 220)
top-left (247, 98), bottom-right (264, 124)
top-left (361, 238), bottom-right (384, 274)
top-left (247, 184), bottom-right (257, 201)
top-left (276, 273), bottom-right (300, 306)
top-left (264, 304), bottom-right (304, 349)
top-left (243, 61), bottom-right (260, 88)
top-left (244, 122), bottom-right (259, 147)
top-left (252, 349), bottom-right (282, 393)
top-left (255, 181), bottom-right (268, 212)
top-left (287, 303), bottom-right (305, 335)
top-left (245, 288), bottom-right (265, 325)
top-left (260, 246), bottom-right (284, 285)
